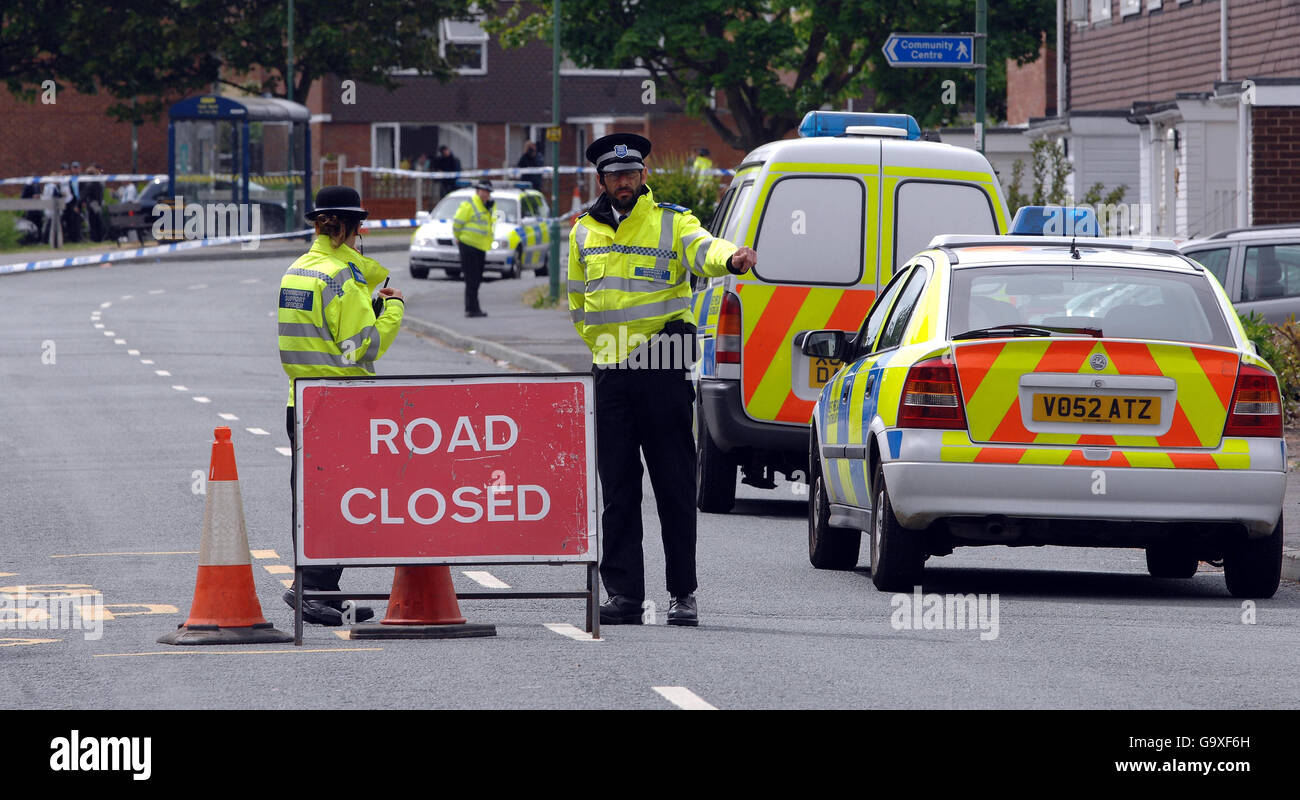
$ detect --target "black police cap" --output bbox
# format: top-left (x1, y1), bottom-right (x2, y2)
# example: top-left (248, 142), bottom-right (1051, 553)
top-left (306, 185), bottom-right (368, 220)
top-left (586, 133), bottom-right (652, 174)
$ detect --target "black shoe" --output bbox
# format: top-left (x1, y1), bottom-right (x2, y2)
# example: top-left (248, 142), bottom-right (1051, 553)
top-left (599, 595), bottom-right (644, 625)
top-left (282, 589), bottom-right (374, 626)
top-left (667, 594), bottom-right (698, 627)
top-left (465, 310), bottom-right (488, 318)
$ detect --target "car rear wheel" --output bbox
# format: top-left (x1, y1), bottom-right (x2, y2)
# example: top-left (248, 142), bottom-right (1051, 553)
top-left (1145, 545), bottom-right (1198, 579)
top-left (869, 463), bottom-right (926, 592)
top-left (1223, 513), bottom-right (1283, 599)
top-left (807, 437), bottom-right (861, 570)
top-left (695, 397), bottom-right (736, 514)
top-left (445, 268), bottom-right (461, 280)
top-left (409, 265), bottom-right (429, 280)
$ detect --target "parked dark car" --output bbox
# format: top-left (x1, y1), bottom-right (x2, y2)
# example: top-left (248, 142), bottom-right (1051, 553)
top-left (1180, 225), bottom-right (1300, 323)
top-left (108, 178), bottom-right (288, 243)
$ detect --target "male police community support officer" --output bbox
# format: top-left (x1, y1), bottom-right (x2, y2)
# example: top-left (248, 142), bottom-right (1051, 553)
top-left (453, 180), bottom-right (495, 318)
top-left (278, 186), bottom-right (405, 625)
top-left (568, 133), bottom-right (757, 627)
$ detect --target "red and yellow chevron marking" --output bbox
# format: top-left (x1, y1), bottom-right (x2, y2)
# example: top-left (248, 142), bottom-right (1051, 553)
top-left (938, 431), bottom-right (1252, 469)
top-left (738, 285), bottom-right (876, 423)
top-left (953, 339), bottom-right (1240, 449)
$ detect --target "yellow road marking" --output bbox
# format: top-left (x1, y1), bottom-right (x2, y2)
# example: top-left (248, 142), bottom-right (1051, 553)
top-left (281, 579), bottom-right (295, 588)
top-left (0, 573), bottom-right (16, 577)
top-left (250, 550), bottom-right (279, 559)
top-left (50, 551), bottom-right (198, 558)
top-left (333, 631), bottom-right (351, 640)
top-left (79, 604), bottom-right (179, 621)
top-left (263, 565), bottom-right (294, 575)
top-left (94, 647), bottom-right (382, 658)
top-left (0, 637), bottom-right (60, 647)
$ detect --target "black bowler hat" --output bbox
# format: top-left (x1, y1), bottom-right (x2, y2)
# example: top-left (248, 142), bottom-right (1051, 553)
top-left (306, 185), bottom-right (368, 220)
top-left (586, 133), bottom-right (651, 174)
top-left (473, 180), bottom-right (493, 191)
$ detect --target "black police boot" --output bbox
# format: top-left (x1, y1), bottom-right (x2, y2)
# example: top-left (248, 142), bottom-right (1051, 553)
top-left (667, 594), bottom-right (698, 627)
top-left (599, 595), bottom-right (644, 625)
top-left (282, 589), bottom-right (375, 626)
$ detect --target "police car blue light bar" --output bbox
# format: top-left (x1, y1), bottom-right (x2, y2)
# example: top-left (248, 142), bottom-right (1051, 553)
top-left (1009, 205), bottom-right (1102, 237)
top-left (798, 111), bottom-right (921, 140)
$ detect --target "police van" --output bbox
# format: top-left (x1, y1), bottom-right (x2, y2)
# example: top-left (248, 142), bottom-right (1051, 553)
top-left (692, 111), bottom-right (1011, 512)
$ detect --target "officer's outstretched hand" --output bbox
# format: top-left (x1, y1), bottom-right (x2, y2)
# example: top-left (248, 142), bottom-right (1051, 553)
top-left (728, 247), bottom-right (757, 274)
top-left (378, 287), bottom-right (404, 302)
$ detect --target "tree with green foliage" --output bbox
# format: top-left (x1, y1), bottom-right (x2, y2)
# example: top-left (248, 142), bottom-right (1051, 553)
top-left (1003, 138), bottom-right (1126, 216)
top-left (486, 0), bottom-right (1055, 153)
top-left (1, 0), bottom-right (473, 123)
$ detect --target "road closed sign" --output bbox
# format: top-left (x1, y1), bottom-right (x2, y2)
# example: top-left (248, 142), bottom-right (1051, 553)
top-left (294, 374), bottom-right (596, 565)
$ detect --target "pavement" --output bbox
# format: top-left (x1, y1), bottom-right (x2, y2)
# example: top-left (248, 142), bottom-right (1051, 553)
top-left (5, 233), bottom-right (1298, 584)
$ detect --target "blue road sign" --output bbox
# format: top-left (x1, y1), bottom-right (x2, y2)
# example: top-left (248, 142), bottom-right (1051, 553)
top-left (883, 33), bottom-right (978, 68)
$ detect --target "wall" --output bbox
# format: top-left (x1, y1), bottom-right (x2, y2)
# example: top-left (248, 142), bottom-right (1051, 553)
top-left (1251, 105), bottom-right (1300, 224)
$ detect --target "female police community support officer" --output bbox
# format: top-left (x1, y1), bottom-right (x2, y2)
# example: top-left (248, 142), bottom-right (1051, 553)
top-left (278, 186), bottom-right (406, 625)
top-left (568, 133), bottom-right (757, 627)
top-left (453, 180), bottom-right (495, 318)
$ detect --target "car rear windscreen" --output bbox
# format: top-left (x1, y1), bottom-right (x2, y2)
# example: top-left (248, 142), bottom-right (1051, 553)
top-left (948, 264), bottom-right (1235, 347)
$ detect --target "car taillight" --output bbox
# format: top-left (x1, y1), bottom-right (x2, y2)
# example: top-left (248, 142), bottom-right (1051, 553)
top-left (1223, 363), bottom-right (1283, 437)
top-left (716, 292), bottom-right (741, 364)
top-left (898, 355), bottom-right (966, 429)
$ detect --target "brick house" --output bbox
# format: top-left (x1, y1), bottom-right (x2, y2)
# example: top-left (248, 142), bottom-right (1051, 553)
top-left (1017, 0), bottom-right (1300, 237)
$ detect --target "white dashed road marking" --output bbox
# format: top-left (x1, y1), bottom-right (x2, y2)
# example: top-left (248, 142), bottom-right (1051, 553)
top-left (103, 331), bottom-right (114, 337)
top-left (188, 284), bottom-right (208, 290)
top-left (193, 397), bottom-right (211, 404)
top-left (94, 324), bottom-right (104, 329)
top-left (154, 370), bottom-right (171, 376)
top-left (246, 428), bottom-right (270, 436)
top-left (218, 413), bottom-right (239, 421)
top-left (263, 565), bottom-right (294, 575)
top-left (114, 339), bottom-right (126, 345)
top-left (275, 447), bottom-right (291, 456)
top-left (251, 550), bottom-right (279, 559)
top-left (120, 295), bottom-right (133, 300)
top-left (653, 687), bottom-right (717, 710)
top-left (99, 302), bottom-right (112, 308)
top-left (544, 623), bottom-right (601, 642)
top-left (148, 289), bottom-right (164, 295)
top-left (463, 571), bottom-right (510, 589)
top-left (128, 349), bottom-right (139, 355)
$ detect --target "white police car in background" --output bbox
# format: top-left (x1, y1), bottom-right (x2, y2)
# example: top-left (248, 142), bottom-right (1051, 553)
top-left (408, 183), bottom-right (551, 280)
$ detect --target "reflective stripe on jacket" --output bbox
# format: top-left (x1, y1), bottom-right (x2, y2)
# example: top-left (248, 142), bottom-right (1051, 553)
top-left (278, 237), bottom-right (404, 405)
top-left (453, 194), bottom-right (494, 251)
top-left (567, 186), bottom-right (738, 365)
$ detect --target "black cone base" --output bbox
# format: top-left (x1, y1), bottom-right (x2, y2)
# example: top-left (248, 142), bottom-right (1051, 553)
top-left (157, 623), bottom-right (294, 646)
top-left (349, 622), bottom-right (496, 640)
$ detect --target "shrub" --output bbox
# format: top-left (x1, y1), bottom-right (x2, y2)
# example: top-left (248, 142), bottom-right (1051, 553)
top-left (647, 154), bottom-right (720, 227)
top-left (0, 211), bottom-right (23, 250)
top-left (1240, 311), bottom-right (1300, 424)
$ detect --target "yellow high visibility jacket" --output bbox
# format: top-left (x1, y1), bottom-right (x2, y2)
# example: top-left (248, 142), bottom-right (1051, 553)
top-left (568, 186), bottom-right (738, 365)
top-left (452, 193), bottom-right (494, 251)
top-left (278, 237), bottom-right (404, 405)
top-left (692, 155), bottom-right (714, 174)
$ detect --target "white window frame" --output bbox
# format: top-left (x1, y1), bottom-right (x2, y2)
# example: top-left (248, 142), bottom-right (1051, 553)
top-left (1120, 0), bottom-right (1141, 18)
top-left (372, 122), bottom-right (477, 169)
top-left (1146, 0), bottom-right (1162, 10)
top-left (440, 18), bottom-right (488, 76)
top-left (1091, 0), bottom-right (1112, 23)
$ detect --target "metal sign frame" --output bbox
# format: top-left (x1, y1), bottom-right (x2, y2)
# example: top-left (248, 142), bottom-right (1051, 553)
top-left (291, 373), bottom-right (599, 645)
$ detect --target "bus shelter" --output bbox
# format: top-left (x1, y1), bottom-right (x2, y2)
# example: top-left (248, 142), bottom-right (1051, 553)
top-left (167, 95), bottom-right (312, 235)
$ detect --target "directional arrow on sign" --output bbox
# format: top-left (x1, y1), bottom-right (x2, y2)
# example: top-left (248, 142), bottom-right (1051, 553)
top-left (883, 33), bottom-right (980, 69)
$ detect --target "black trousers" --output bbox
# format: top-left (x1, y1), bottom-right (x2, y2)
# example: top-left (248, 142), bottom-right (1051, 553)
top-left (287, 406), bottom-right (343, 591)
top-left (458, 242), bottom-right (486, 313)
top-left (594, 364), bottom-right (698, 601)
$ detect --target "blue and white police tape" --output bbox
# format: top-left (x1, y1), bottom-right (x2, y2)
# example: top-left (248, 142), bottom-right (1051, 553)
top-left (0, 212), bottom-right (588, 276)
top-left (0, 173), bottom-right (166, 186)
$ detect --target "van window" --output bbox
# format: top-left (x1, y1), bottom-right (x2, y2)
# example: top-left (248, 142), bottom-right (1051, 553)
top-left (709, 186), bottom-right (736, 235)
top-left (753, 176), bottom-right (864, 285)
top-left (876, 266), bottom-right (929, 352)
top-left (722, 181), bottom-right (754, 243)
top-left (894, 181), bottom-right (997, 269)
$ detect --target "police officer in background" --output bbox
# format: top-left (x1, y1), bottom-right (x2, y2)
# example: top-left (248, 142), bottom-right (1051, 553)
top-left (278, 185), bottom-right (405, 625)
top-left (453, 179), bottom-right (495, 318)
top-left (568, 133), bottom-right (757, 627)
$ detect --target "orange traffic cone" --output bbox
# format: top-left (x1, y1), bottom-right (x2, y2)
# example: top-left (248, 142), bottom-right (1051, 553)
top-left (350, 566), bottom-right (495, 639)
top-left (158, 427), bottom-right (292, 645)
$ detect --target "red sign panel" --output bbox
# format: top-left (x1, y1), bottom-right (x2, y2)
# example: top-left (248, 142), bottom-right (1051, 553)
top-left (294, 375), bottom-right (596, 565)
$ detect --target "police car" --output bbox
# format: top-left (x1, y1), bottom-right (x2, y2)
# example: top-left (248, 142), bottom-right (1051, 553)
top-left (409, 183), bottom-right (551, 280)
top-left (691, 111), bottom-right (1009, 513)
top-left (801, 235), bottom-right (1286, 599)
